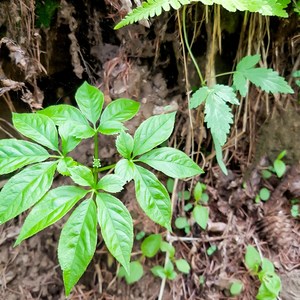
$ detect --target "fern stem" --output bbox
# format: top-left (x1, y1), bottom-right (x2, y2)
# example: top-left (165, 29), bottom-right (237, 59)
top-left (182, 5), bottom-right (204, 86)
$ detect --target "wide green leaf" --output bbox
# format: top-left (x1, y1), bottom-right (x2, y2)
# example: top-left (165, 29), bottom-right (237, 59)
top-left (97, 174), bottom-right (125, 193)
top-left (0, 139), bottom-right (49, 175)
top-left (75, 81), bottom-right (104, 125)
top-left (69, 165), bottom-right (95, 187)
top-left (116, 130), bottom-right (134, 159)
top-left (0, 161), bottom-right (57, 224)
top-left (118, 261), bottom-right (144, 284)
top-left (15, 186), bottom-right (88, 245)
top-left (57, 157), bottom-right (78, 176)
top-left (58, 199), bottom-right (97, 296)
top-left (115, 159), bottom-right (135, 182)
top-left (138, 147), bottom-right (203, 178)
top-left (245, 245), bottom-right (261, 273)
top-left (192, 205), bottom-right (209, 230)
top-left (133, 165), bottom-right (171, 230)
top-left (141, 234), bottom-right (162, 258)
top-left (100, 99), bottom-right (140, 123)
top-left (133, 112), bottom-right (176, 157)
top-left (12, 113), bottom-right (59, 151)
top-left (37, 104), bottom-right (89, 126)
top-left (96, 193), bottom-right (133, 273)
top-left (98, 121), bottom-right (126, 135)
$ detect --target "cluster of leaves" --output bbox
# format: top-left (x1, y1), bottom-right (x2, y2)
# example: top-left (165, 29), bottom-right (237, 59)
top-left (256, 150), bottom-right (287, 203)
top-left (35, 0), bottom-right (60, 28)
top-left (190, 55), bottom-right (293, 174)
top-left (115, 0), bottom-right (291, 29)
top-left (172, 181), bottom-right (209, 233)
top-left (245, 245), bottom-right (281, 300)
top-left (118, 233), bottom-right (190, 284)
top-left (0, 82), bottom-right (203, 295)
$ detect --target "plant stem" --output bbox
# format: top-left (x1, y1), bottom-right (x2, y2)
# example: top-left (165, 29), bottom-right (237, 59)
top-left (205, 71), bottom-right (235, 82)
top-left (93, 133), bottom-right (99, 183)
top-left (98, 163), bottom-right (116, 172)
top-left (158, 251), bottom-right (170, 300)
top-left (182, 5), bottom-right (205, 86)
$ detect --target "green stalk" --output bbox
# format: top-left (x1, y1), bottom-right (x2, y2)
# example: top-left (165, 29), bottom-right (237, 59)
top-left (93, 132), bottom-right (99, 183)
top-left (98, 163), bottom-right (116, 172)
top-left (182, 5), bottom-right (205, 86)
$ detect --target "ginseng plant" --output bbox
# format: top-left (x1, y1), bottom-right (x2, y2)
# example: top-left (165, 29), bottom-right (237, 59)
top-left (0, 81), bottom-right (203, 295)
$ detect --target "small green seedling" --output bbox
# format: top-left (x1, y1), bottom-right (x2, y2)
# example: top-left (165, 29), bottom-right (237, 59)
top-left (199, 275), bottom-right (205, 285)
top-left (258, 188), bottom-right (271, 202)
top-left (207, 245), bottom-right (217, 256)
top-left (141, 234), bottom-right (162, 258)
top-left (245, 245), bottom-right (281, 300)
top-left (0, 81), bottom-right (203, 295)
top-left (136, 231), bottom-right (146, 241)
top-left (290, 199), bottom-right (299, 218)
top-left (118, 261), bottom-right (144, 284)
top-left (261, 169), bottom-right (273, 180)
top-left (230, 280), bottom-right (244, 296)
top-left (273, 150), bottom-right (287, 178)
top-left (175, 217), bottom-right (191, 234)
top-left (192, 182), bottom-right (209, 230)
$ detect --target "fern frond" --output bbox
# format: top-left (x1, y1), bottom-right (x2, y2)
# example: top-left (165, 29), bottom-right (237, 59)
top-left (114, 0), bottom-right (192, 29)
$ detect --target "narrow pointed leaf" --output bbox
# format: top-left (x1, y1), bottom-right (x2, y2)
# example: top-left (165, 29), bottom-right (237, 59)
top-left (15, 186), bottom-right (88, 245)
top-left (97, 174), bottom-right (125, 193)
top-left (96, 193), bottom-right (133, 273)
top-left (69, 165), bottom-right (95, 187)
top-left (58, 199), bottom-right (97, 296)
top-left (133, 165), bottom-right (171, 230)
top-left (13, 113), bottom-right (59, 151)
top-left (138, 147), bottom-right (203, 178)
top-left (0, 139), bottom-right (49, 175)
top-left (0, 161), bottom-right (57, 224)
top-left (214, 136), bottom-right (228, 175)
top-left (75, 81), bottom-right (104, 125)
top-left (100, 99), bottom-right (140, 123)
top-left (116, 130), bottom-right (134, 158)
top-left (133, 112), bottom-right (176, 157)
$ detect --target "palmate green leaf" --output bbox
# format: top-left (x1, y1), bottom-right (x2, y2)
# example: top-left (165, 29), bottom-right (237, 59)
top-left (96, 193), bottom-right (133, 273)
top-left (15, 186), bottom-right (88, 245)
top-left (0, 161), bottom-right (57, 224)
top-left (100, 99), bottom-right (140, 123)
top-left (116, 130), bottom-right (134, 159)
top-left (138, 147), bottom-right (203, 178)
top-left (0, 139), bottom-right (49, 175)
top-left (133, 165), bottom-right (171, 230)
top-left (234, 55), bottom-right (293, 96)
top-left (97, 174), bottom-right (125, 193)
top-left (133, 112), bottom-right (176, 157)
top-left (75, 81), bottom-right (104, 125)
top-left (69, 165), bottom-right (95, 187)
top-left (58, 199), bottom-right (97, 296)
top-left (12, 113), bottom-right (59, 151)
top-left (37, 104), bottom-right (89, 126)
top-left (204, 85), bottom-right (238, 146)
top-left (115, 159), bottom-right (135, 182)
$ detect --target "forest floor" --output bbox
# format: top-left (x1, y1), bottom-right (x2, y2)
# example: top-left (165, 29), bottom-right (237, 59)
top-left (0, 1), bottom-right (300, 299)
